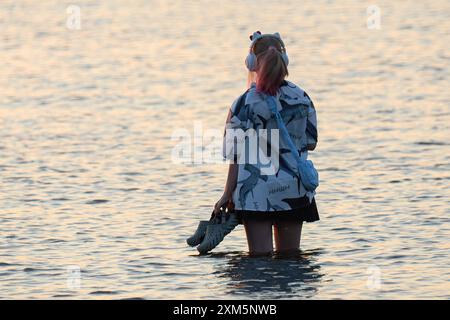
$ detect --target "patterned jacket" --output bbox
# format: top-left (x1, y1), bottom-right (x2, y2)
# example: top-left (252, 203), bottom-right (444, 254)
top-left (223, 80), bottom-right (318, 212)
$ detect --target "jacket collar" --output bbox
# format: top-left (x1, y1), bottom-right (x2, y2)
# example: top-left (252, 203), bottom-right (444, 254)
top-left (244, 80), bottom-right (310, 106)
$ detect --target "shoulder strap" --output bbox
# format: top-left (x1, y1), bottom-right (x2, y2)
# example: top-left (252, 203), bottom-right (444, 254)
top-left (266, 95), bottom-right (302, 164)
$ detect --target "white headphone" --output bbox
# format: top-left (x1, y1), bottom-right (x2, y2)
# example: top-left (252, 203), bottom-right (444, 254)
top-left (245, 31), bottom-right (289, 71)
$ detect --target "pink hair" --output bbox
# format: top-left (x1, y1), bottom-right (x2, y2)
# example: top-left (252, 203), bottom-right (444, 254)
top-left (254, 40), bottom-right (289, 96)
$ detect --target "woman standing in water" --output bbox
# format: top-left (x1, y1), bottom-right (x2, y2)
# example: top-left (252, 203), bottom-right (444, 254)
top-left (215, 31), bottom-right (320, 255)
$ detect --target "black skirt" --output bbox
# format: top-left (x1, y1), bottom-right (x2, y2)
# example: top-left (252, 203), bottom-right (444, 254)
top-left (234, 197), bottom-right (319, 225)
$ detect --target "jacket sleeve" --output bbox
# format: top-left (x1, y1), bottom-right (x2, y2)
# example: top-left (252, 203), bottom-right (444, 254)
top-left (222, 93), bottom-right (252, 161)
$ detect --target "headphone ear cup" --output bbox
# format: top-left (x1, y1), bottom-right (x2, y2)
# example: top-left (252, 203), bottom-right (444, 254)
top-left (245, 53), bottom-right (257, 71)
top-left (281, 52), bottom-right (289, 67)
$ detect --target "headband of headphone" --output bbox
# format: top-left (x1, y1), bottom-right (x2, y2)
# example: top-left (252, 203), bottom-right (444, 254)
top-left (245, 31), bottom-right (289, 71)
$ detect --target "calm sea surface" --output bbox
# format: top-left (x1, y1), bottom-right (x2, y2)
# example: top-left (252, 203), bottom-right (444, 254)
top-left (0, 0), bottom-right (449, 299)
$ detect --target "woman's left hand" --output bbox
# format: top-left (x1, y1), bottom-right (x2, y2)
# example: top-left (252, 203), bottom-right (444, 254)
top-left (213, 193), bottom-right (234, 216)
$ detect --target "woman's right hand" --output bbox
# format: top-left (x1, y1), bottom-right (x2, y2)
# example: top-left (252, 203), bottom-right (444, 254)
top-left (213, 192), bottom-right (234, 216)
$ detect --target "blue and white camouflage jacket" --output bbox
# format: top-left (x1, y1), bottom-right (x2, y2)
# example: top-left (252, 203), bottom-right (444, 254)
top-left (223, 80), bottom-right (318, 212)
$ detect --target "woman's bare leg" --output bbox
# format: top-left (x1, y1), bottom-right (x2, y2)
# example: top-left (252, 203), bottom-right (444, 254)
top-left (273, 221), bottom-right (303, 252)
top-left (243, 220), bottom-right (273, 255)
